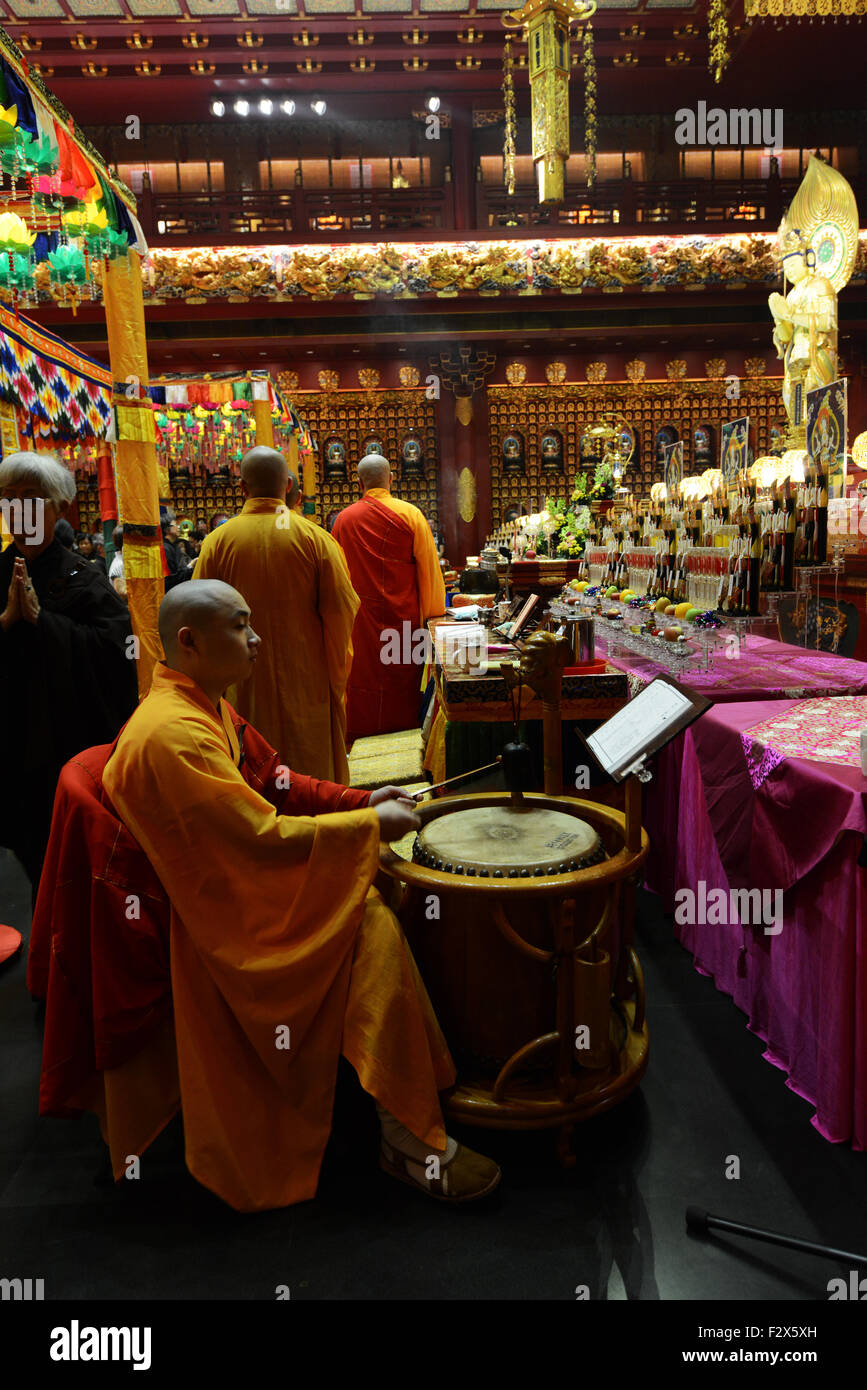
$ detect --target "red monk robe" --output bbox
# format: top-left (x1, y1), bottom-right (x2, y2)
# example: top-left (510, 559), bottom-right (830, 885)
top-left (332, 489), bottom-right (445, 739)
top-left (29, 665), bottom-right (455, 1213)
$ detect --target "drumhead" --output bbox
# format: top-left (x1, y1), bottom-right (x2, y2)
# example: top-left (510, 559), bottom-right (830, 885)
top-left (415, 805), bottom-right (603, 876)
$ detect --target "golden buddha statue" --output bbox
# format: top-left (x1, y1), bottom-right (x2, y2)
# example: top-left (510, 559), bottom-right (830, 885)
top-left (769, 228), bottom-right (837, 438)
top-left (768, 155), bottom-right (858, 446)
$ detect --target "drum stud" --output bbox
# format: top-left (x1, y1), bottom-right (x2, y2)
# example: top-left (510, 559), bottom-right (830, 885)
top-left (520, 868), bottom-right (531, 878)
top-left (466, 867), bottom-right (476, 876)
top-left (493, 870), bottom-right (503, 878)
top-left (570, 860), bottom-right (579, 871)
top-left (546, 866), bottom-right (556, 875)
top-left (454, 865), bottom-right (464, 875)
top-left (444, 863), bottom-right (453, 873)
top-left (479, 869), bottom-right (489, 877)
top-left (534, 867), bottom-right (545, 876)
top-left (508, 869), bottom-right (518, 879)
top-left (436, 859), bottom-right (444, 870)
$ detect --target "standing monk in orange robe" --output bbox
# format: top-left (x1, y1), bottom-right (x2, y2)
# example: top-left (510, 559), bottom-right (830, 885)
top-left (98, 581), bottom-right (501, 1210)
top-left (332, 453), bottom-right (445, 740)
top-left (195, 447), bottom-right (357, 782)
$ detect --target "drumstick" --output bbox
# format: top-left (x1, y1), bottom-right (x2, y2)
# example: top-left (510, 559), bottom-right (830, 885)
top-left (412, 757), bottom-right (503, 800)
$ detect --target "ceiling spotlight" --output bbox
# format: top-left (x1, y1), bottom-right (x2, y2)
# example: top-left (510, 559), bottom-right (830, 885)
top-left (311, 98), bottom-right (327, 116)
top-left (234, 98), bottom-right (250, 117)
top-left (210, 99), bottom-right (225, 117)
top-left (281, 99), bottom-right (296, 116)
top-left (259, 98), bottom-right (273, 115)
top-left (426, 94), bottom-right (440, 113)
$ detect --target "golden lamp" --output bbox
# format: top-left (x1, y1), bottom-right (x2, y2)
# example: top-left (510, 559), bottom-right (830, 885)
top-left (503, 0), bottom-right (597, 204)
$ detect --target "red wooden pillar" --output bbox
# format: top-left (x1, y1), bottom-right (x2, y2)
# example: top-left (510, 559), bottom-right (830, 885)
top-left (450, 96), bottom-right (476, 232)
top-left (433, 348), bottom-right (496, 565)
top-left (437, 391), bottom-right (459, 561)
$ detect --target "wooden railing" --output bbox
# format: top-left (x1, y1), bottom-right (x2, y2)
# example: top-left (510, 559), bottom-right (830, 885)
top-left (476, 177), bottom-right (799, 230)
top-left (137, 175), bottom-right (865, 244)
top-left (141, 184), bottom-right (454, 243)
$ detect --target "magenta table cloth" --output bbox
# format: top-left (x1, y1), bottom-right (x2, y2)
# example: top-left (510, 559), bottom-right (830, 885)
top-left (597, 632), bottom-right (867, 703)
top-left (650, 698), bottom-right (867, 1150)
top-left (616, 633), bottom-right (867, 905)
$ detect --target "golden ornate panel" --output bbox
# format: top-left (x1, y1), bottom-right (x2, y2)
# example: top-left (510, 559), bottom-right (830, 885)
top-left (488, 378), bottom-right (788, 522)
top-left (286, 384), bottom-right (440, 526)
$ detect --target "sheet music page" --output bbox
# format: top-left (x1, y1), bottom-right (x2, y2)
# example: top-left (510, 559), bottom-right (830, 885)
top-left (587, 680), bottom-right (695, 777)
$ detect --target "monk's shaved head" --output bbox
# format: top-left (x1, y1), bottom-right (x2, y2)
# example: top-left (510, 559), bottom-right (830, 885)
top-left (358, 453), bottom-right (390, 491)
top-left (159, 579), bottom-right (246, 658)
top-left (241, 446), bottom-right (290, 499)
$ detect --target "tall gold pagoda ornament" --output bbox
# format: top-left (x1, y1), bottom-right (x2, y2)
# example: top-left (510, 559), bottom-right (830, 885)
top-left (502, 0), bottom-right (597, 204)
top-left (768, 155), bottom-right (859, 447)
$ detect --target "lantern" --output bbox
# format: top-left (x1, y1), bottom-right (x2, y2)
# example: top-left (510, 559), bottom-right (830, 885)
top-left (503, 0), bottom-right (596, 204)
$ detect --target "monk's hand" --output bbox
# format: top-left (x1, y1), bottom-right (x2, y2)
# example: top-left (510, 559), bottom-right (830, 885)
top-left (374, 798), bottom-right (421, 842)
top-left (0, 557), bottom-right (24, 631)
top-left (16, 562), bottom-right (40, 624)
top-left (369, 785), bottom-right (417, 808)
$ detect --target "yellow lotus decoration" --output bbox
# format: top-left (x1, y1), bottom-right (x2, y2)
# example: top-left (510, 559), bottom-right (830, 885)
top-left (0, 211), bottom-right (37, 253)
top-left (0, 104), bottom-right (18, 146)
top-left (83, 202), bottom-right (108, 236)
top-left (62, 208), bottom-right (87, 236)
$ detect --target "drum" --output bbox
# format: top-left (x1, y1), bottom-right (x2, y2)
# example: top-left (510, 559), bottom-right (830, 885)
top-left (402, 801), bottom-right (612, 1078)
top-left (413, 805), bottom-right (605, 877)
top-left (381, 792), bottom-right (649, 1144)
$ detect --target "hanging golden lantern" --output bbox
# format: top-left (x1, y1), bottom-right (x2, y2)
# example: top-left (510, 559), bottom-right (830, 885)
top-left (503, 0), bottom-right (597, 205)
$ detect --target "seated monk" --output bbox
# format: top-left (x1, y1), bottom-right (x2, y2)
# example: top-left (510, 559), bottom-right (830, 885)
top-left (34, 579), bottom-right (500, 1212)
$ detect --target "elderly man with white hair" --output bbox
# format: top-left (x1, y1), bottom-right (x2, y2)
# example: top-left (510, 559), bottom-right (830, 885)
top-left (332, 453), bottom-right (445, 738)
top-left (0, 451), bottom-right (138, 896)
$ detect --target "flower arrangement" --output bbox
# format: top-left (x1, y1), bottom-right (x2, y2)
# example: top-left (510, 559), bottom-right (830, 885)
top-left (587, 462), bottom-right (616, 501)
top-left (546, 494), bottom-right (593, 558)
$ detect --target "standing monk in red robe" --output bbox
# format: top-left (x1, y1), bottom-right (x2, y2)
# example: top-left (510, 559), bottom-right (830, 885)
top-left (332, 454), bottom-right (445, 739)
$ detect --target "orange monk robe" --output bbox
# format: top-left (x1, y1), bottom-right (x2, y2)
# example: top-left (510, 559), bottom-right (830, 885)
top-left (102, 665), bottom-right (455, 1212)
top-left (332, 489), bottom-right (445, 738)
top-left (195, 498), bottom-right (358, 781)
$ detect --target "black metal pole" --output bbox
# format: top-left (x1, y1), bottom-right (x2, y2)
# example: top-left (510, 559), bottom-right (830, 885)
top-left (686, 1206), bottom-right (867, 1267)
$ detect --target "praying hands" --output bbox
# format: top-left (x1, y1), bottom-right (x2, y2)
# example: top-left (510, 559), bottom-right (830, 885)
top-left (0, 557), bottom-right (39, 630)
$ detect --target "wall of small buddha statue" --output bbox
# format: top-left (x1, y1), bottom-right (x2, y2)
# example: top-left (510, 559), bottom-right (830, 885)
top-left (74, 468), bottom-right (247, 533)
top-left (275, 349), bottom-right (815, 559)
top-left (277, 376), bottom-right (440, 532)
top-left (488, 373), bottom-right (792, 525)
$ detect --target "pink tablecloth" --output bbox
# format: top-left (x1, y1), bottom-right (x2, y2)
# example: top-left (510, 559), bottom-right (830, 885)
top-left (649, 698), bottom-right (867, 1150)
top-left (626, 633), bottom-right (867, 905)
top-left (598, 632), bottom-right (867, 703)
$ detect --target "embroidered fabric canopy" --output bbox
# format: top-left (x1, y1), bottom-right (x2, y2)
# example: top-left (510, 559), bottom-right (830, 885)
top-left (0, 297), bottom-right (111, 444)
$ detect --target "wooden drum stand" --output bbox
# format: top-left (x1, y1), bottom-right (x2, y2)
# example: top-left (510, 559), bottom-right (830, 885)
top-left (379, 632), bottom-right (650, 1163)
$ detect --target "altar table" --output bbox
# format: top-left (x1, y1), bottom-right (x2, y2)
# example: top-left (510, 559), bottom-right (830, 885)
top-left (423, 619), bottom-right (628, 785)
top-left (649, 695), bottom-right (867, 1150)
top-left (597, 631), bottom-right (867, 704)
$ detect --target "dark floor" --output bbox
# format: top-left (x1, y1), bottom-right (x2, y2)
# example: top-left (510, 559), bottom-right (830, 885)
top-left (1, 844), bottom-right (865, 1303)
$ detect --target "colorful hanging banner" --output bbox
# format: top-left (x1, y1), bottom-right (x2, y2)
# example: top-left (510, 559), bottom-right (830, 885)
top-left (0, 297), bottom-right (112, 443)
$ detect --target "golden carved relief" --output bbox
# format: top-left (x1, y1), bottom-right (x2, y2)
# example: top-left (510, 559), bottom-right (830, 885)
top-left (457, 467), bottom-right (478, 523)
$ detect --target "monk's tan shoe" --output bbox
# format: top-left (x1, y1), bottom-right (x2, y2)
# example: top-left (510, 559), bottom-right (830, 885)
top-left (380, 1137), bottom-right (501, 1203)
